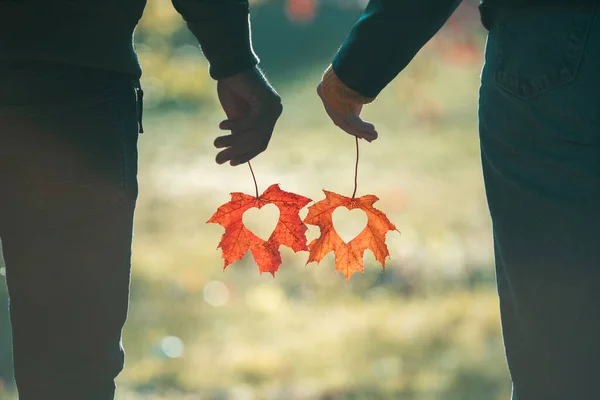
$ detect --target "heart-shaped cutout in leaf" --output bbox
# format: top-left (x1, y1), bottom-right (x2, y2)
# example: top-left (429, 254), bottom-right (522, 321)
top-left (304, 190), bottom-right (399, 280)
top-left (243, 203), bottom-right (280, 241)
top-left (332, 207), bottom-right (368, 244)
top-left (207, 184), bottom-right (312, 276)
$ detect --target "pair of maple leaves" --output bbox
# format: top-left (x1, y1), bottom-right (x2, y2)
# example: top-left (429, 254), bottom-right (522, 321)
top-left (207, 184), bottom-right (398, 281)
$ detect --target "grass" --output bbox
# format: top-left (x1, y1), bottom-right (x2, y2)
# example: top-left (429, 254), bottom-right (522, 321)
top-left (120, 50), bottom-right (509, 399)
top-left (0, 45), bottom-right (512, 399)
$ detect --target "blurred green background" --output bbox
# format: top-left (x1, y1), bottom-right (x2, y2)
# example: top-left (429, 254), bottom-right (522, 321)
top-left (0, 0), bottom-right (512, 399)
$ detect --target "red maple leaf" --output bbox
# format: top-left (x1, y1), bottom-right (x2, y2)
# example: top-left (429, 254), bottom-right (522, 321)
top-left (304, 190), bottom-right (398, 281)
top-left (207, 184), bottom-right (312, 276)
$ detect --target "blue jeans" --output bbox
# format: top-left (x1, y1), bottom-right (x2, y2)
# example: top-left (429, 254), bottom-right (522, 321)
top-left (480, 4), bottom-right (600, 400)
top-left (0, 61), bottom-right (141, 399)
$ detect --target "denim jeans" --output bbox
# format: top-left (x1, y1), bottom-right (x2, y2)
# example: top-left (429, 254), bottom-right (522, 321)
top-left (479, 4), bottom-right (600, 400)
top-left (0, 61), bottom-right (141, 399)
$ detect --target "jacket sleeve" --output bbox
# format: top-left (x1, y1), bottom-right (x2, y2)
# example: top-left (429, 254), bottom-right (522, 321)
top-left (171, 0), bottom-right (259, 80)
top-left (332, 0), bottom-right (463, 98)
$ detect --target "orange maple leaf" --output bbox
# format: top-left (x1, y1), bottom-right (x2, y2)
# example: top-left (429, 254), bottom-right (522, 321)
top-left (207, 184), bottom-right (312, 276)
top-left (304, 190), bottom-right (398, 281)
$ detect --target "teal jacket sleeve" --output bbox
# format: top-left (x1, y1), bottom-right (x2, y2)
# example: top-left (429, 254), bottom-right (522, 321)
top-left (332, 0), bottom-right (463, 98)
top-left (172, 0), bottom-right (259, 80)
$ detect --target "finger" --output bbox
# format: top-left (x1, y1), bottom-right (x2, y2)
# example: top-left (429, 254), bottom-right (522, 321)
top-left (231, 140), bottom-right (269, 166)
top-left (337, 119), bottom-right (364, 139)
top-left (334, 115), bottom-right (377, 142)
top-left (215, 147), bottom-right (239, 165)
top-left (322, 106), bottom-right (364, 138)
top-left (347, 126), bottom-right (378, 142)
top-left (349, 116), bottom-right (375, 133)
top-left (214, 134), bottom-right (235, 149)
top-left (230, 151), bottom-right (256, 167)
top-left (215, 135), bottom-right (262, 164)
top-left (219, 116), bottom-right (254, 132)
top-left (344, 115), bottom-right (378, 141)
top-left (323, 102), bottom-right (378, 142)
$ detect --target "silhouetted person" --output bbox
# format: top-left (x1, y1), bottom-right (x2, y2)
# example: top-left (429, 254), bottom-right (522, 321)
top-left (318, 1), bottom-right (600, 399)
top-left (0, 1), bottom-right (281, 399)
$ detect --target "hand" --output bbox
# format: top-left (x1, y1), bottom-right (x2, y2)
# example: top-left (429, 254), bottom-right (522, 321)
top-left (214, 67), bottom-right (283, 166)
top-left (317, 82), bottom-right (378, 142)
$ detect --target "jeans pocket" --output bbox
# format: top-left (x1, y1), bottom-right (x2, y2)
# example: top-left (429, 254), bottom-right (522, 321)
top-left (18, 87), bottom-right (139, 222)
top-left (494, 5), bottom-right (596, 99)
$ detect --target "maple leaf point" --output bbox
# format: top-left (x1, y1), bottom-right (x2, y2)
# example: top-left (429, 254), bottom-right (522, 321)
top-left (207, 184), bottom-right (312, 276)
top-left (304, 189), bottom-right (399, 281)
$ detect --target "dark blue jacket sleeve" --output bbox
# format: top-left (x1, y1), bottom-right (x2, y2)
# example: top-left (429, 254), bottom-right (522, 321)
top-left (172, 0), bottom-right (259, 80)
top-left (332, 0), bottom-right (463, 98)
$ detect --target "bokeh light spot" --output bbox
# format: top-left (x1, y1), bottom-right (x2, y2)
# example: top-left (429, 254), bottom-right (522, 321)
top-left (203, 280), bottom-right (230, 307)
top-left (160, 336), bottom-right (184, 358)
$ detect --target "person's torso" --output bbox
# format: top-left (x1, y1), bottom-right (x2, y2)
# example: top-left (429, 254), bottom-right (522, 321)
top-left (0, 0), bottom-right (148, 77)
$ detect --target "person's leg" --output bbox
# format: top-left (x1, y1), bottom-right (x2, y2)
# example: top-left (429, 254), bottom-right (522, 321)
top-left (479, 5), bottom-right (600, 400)
top-left (0, 62), bottom-right (140, 400)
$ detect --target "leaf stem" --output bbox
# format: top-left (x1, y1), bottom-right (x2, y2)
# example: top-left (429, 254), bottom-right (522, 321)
top-left (352, 137), bottom-right (359, 199)
top-left (248, 161), bottom-right (259, 202)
